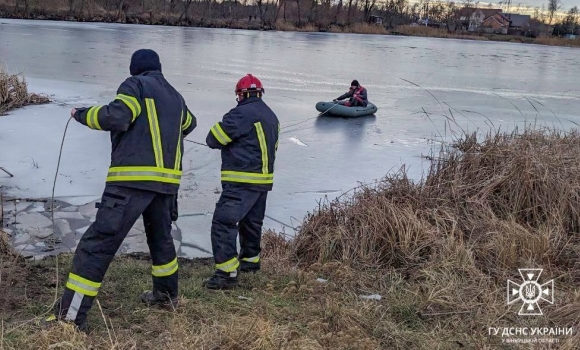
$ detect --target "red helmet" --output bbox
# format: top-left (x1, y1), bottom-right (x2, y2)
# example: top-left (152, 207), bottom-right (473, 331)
top-left (235, 74), bottom-right (265, 96)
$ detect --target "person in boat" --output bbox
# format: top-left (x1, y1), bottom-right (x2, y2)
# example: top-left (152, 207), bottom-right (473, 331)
top-left (333, 80), bottom-right (368, 107)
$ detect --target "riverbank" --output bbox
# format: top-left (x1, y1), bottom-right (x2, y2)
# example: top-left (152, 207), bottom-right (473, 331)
top-left (0, 69), bottom-right (50, 115)
top-left (394, 25), bottom-right (580, 48)
top-left (1, 8), bottom-right (579, 48)
top-left (2, 125), bottom-right (580, 349)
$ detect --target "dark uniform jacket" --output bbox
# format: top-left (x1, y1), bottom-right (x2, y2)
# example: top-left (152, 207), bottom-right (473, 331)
top-left (73, 70), bottom-right (196, 194)
top-left (206, 96), bottom-right (279, 191)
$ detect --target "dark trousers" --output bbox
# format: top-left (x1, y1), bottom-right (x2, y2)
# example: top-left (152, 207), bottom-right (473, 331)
top-left (341, 97), bottom-right (366, 107)
top-left (55, 185), bottom-right (178, 327)
top-left (210, 184), bottom-right (268, 275)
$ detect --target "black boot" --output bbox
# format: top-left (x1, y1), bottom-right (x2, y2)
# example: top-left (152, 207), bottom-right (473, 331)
top-left (140, 290), bottom-right (178, 308)
top-left (240, 261), bottom-right (260, 273)
top-left (41, 308), bottom-right (88, 333)
top-left (203, 270), bottom-right (239, 290)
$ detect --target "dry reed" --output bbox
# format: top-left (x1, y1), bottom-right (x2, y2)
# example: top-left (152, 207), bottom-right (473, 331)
top-left (0, 69), bottom-right (50, 115)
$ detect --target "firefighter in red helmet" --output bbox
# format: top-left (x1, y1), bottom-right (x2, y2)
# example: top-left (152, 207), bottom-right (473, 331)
top-left (204, 74), bottom-right (280, 289)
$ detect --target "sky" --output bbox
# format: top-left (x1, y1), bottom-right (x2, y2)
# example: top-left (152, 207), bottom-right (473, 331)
top-left (512, 0), bottom-right (579, 8)
top-left (451, 0), bottom-right (579, 17)
top-left (475, 0), bottom-right (579, 9)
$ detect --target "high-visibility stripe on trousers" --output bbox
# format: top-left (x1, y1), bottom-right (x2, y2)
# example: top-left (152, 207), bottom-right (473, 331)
top-left (54, 185), bottom-right (178, 328)
top-left (210, 184), bottom-right (268, 275)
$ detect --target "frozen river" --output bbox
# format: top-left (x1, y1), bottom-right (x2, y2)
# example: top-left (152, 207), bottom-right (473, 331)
top-left (1, 18), bottom-right (579, 258)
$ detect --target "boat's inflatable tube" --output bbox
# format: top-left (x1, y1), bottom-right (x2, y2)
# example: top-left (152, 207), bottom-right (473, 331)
top-left (315, 101), bottom-right (378, 117)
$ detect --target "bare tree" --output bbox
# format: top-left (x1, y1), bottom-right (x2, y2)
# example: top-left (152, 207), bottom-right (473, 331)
top-left (308, 0), bottom-right (318, 23)
top-left (564, 5), bottom-right (578, 31)
top-left (296, 0), bottom-right (302, 24)
top-left (178, 0), bottom-right (195, 22)
top-left (548, 0), bottom-right (562, 24)
top-left (347, 0), bottom-right (354, 24)
top-left (116, 0), bottom-right (126, 21)
top-left (363, 0), bottom-right (377, 22)
top-left (334, 0), bottom-right (343, 23)
top-left (256, 0), bottom-right (271, 24)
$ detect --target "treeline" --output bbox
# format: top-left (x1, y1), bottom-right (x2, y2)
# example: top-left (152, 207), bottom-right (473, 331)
top-left (0, 0), bottom-right (576, 34)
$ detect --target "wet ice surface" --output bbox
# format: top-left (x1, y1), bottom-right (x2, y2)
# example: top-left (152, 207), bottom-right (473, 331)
top-left (1, 19), bottom-right (580, 258)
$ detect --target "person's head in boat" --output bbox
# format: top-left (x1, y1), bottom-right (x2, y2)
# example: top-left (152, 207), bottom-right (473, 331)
top-left (350, 80), bottom-right (360, 90)
top-left (129, 49), bottom-right (162, 76)
top-left (235, 73), bottom-right (265, 102)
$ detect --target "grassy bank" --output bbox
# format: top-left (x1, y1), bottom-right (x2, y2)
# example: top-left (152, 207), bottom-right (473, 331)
top-left (0, 69), bottom-right (50, 115)
top-left (2, 126), bottom-right (580, 349)
top-left (394, 25), bottom-right (580, 47)
top-left (2, 4), bottom-right (580, 48)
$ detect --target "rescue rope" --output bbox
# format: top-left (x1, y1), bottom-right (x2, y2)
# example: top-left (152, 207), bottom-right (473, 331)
top-left (45, 116), bottom-right (73, 315)
top-left (183, 102), bottom-right (342, 145)
top-left (184, 139), bottom-right (208, 147)
top-left (50, 116), bottom-right (74, 242)
top-left (280, 102), bottom-right (340, 135)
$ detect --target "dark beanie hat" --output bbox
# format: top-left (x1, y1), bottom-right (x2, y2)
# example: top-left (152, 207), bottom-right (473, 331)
top-left (130, 49), bottom-right (162, 76)
top-left (351, 80), bottom-right (359, 87)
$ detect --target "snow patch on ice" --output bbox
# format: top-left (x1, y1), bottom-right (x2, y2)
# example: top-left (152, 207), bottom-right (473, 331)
top-left (289, 137), bottom-right (307, 146)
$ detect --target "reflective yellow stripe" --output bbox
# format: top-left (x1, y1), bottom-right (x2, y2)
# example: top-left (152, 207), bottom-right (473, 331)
top-left (175, 110), bottom-right (183, 170)
top-left (85, 107), bottom-right (95, 129)
top-left (86, 106), bottom-right (103, 130)
top-left (146, 98), bottom-right (164, 168)
top-left (152, 257), bottom-right (178, 277)
top-left (107, 166), bottom-right (182, 184)
top-left (108, 166), bottom-right (182, 174)
top-left (210, 123), bottom-right (233, 146)
top-left (107, 176), bottom-right (180, 184)
top-left (115, 94), bottom-right (141, 122)
top-left (216, 257), bottom-right (240, 273)
top-left (221, 171), bottom-right (273, 185)
top-left (182, 111), bottom-right (193, 131)
top-left (241, 256), bottom-right (260, 263)
top-left (255, 122), bottom-right (268, 174)
top-left (65, 273), bottom-right (101, 297)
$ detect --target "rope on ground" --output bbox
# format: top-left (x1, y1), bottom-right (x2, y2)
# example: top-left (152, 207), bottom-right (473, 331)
top-left (48, 115), bottom-right (74, 312)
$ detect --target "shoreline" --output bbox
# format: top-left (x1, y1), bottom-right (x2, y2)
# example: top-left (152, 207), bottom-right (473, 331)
top-left (3, 125), bottom-right (580, 348)
top-left (1, 13), bottom-right (579, 48)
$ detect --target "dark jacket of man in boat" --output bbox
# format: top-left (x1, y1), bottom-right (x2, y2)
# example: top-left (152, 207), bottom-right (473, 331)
top-left (334, 80), bottom-right (368, 107)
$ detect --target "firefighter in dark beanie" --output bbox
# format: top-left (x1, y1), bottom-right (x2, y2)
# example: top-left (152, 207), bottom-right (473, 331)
top-left (204, 73), bottom-right (280, 289)
top-left (46, 49), bottom-right (197, 331)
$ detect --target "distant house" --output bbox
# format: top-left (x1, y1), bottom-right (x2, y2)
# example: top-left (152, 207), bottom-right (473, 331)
top-left (502, 13), bottom-right (531, 35)
top-left (455, 8), bottom-right (503, 32)
top-left (369, 15), bottom-right (384, 25)
top-left (455, 8), bottom-right (532, 35)
top-left (482, 12), bottom-right (510, 34)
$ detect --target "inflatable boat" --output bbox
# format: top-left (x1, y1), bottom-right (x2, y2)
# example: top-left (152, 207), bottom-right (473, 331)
top-left (315, 101), bottom-right (378, 117)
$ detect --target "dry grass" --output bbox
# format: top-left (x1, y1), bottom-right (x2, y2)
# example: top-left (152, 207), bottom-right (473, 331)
top-left (394, 25), bottom-right (490, 41)
top-left (3, 126), bottom-right (580, 349)
top-left (274, 20), bottom-right (318, 32)
top-left (347, 23), bottom-right (388, 34)
top-left (534, 37), bottom-right (580, 47)
top-left (0, 69), bottom-right (50, 115)
top-left (289, 126), bottom-right (580, 348)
